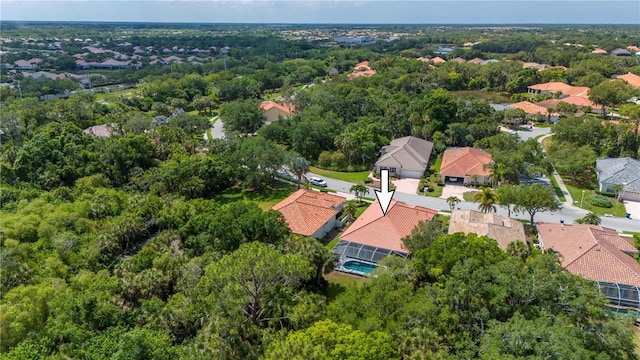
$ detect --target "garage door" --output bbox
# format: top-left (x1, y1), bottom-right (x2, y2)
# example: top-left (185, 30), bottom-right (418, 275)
top-left (623, 191), bottom-right (640, 202)
top-left (401, 170), bottom-right (423, 179)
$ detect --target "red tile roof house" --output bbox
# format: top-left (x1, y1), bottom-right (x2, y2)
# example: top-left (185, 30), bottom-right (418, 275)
top-left (615, 72), bottom-right (640, 88)
top-left (272, 189), bottom-right (346, 239)
top-left (331, 200), bottom-right (438, 275)
top-left (440, 147), bottom-right (493, 186)
top-left (260, 100), bottom-right (294, 124)
top-left (537, 223), bottom-right (640, 309)
top-left (509, 101), bottom-right (559, 122)
top-left (526, 82), bottom-right (589, 98)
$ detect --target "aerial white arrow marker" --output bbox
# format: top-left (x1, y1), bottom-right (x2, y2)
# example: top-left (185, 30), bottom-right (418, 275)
top-left (375, 169), bottom-right (395, 216)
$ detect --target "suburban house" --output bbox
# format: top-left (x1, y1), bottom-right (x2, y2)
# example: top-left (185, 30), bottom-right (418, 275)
top-left (610, 48), bottom-right (632, 56)
top-left (374, 136), bottom-right (434, 179)
top-left (537, 223), bottom-right (640, 309)
top-left (332, 200), bottom-right (438, 275)
top-left (527, 82), bottom-right (589, 98)
top-left (467, 57), bottom-right (485, 65)
top-left (536, 96), bottom-right (602, 113)
top-left (431, 56), bottom-right (446, 65)
top-left (592, 48), bottom-right (608, 54)
top-left (509, 101), bottom-right (559, 122)
top-left (260, 101), bottom-right (294, 124)
top-left (440, 147), bottom-right (493, 185)
top-left (350, 60), bottom-right (376, 78)
top-left (83, 124), bottom-right (114, 137)
top-left (272, 189), bottom-right (346, 239)
top-left (595, 157), bottom-right (640, 201)
top-left (615, 72), bottom-right (640, 88)
top-left (447, 210), bottom-right (527, 250)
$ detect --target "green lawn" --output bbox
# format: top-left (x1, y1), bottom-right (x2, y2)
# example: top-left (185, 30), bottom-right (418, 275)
top-left (563, 182), bottom-right (627, 217)
top-left (634, 330), bottom-right (640, 358)
top-left (213, 182), bottom-right (297, 210)
top-left (463, 192), bottom-right (476, 202)
top-left (325, 271), bottom-right (367, 301)
top-left (454, 90), bottom-right (512, 103)
top-left (309, 166), bottom-right (370, 183)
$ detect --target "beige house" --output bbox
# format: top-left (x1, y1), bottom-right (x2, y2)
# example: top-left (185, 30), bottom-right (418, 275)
top-left (260, 101), bottom-right (293, 124)
top-left (448, 210), bottom-right (527, 250)
top-left (374, 136), bottom-right (434, 178)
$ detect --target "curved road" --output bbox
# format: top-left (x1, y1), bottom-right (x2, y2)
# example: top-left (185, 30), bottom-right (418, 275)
top-left (307, 166), bottom-right (640, 234)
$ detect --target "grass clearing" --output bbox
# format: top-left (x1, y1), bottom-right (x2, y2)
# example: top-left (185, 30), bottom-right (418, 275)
top-left (214, 182), bottom-right (296, 210)
top-left (309, 166), bottom-right (370, 183)
top-left (634, 330), bottom-right (640, 358)
top-left (563, 181), bottom-right (627, 217)
top-left (325, 271), bottom-right (367, 301)
top-left (454, 90), bottom-right (512, 103)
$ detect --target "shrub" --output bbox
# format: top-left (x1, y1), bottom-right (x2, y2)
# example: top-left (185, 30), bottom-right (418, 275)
top-left (595, 190), bottom-right (616, 198)
top-left (589, 195), bottom-right (612, 208)
top-left (317, 151), bottom-right (332, 168)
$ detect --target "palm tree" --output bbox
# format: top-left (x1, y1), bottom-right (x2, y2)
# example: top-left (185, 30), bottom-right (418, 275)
top-left (349, 183), bottom-right (369, 203)
top-left (576, 212), bottom-right (601, 225)
top-left (612, 184), bottom-right (624, 203)
top-left (290, 156), bottom-right (309, 189)
top-left (473, 187), bottom-right (499, 213)
top-left (343, 200), bottom-right (358, 222)
top-left (446, 196), bottom-right (460, 211)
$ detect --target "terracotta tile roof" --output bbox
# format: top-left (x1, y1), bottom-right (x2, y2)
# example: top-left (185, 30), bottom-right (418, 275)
top-left (354, 60), bottom-right (371, 71)
top-left (273, 189), bottom-right (345, 237)
top-left (449, 57), bottom-right (466, 63)
top-left (510, 101), bottom-right (559, 117)
top-left (260, 100), bottom-right (293, 115)
top-left (431, 56), bottom-right (446, 65)
top-left (592, 48), bottom-right (608, 54)
top-left (340, 200), bottom-right (437, 253)
top-left (448, 210), bottom-right (527, 250)
top-left (616, 73), bottom-right (640, 88)
top-left (467, 57), bottom-right (484, 64)
top-left (537, 223), bottom-right (640, 286)
top-left (536, 96), bottom-right (601, 111)
top-left (527, 82), bottom-right (589, 97)
top-left (440, 147), bottom-right (493, 177)
top-left (417, 57), bottom-right (431, 63)
top-left (349, 70), bottom-right (377, 78)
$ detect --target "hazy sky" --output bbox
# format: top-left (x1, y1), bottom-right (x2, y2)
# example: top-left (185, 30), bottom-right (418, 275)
top-left (2, 1), bottom-right (639, 24)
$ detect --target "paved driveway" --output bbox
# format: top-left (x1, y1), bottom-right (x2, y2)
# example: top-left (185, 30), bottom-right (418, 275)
top-left (623, 200), bottom-right (640, 220)
top-left (392, 178), bottom-right (420, 194)
top-left (440, 184), bottom-right (478, 201)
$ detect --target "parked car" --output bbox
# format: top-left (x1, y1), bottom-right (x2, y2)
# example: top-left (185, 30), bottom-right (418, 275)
top-left (308, 176), bottom-right (328, 187)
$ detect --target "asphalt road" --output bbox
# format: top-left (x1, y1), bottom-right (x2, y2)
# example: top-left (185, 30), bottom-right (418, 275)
top-left (308, 172), bottom-right (640, 233)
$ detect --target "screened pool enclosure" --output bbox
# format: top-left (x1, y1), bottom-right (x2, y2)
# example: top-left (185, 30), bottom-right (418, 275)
top-left (331, 240), bottom-right (408, 276)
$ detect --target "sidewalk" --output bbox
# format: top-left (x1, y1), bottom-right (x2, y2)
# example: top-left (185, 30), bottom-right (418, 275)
top-left (538, 133), bottom-right (584, 213)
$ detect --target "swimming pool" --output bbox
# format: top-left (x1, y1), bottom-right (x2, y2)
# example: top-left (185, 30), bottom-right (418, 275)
top-left (343, 260), bottom-right (377, 275)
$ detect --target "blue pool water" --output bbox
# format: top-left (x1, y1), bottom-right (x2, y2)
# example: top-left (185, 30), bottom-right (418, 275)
top-left (343, 260), bottom-right (377, 274)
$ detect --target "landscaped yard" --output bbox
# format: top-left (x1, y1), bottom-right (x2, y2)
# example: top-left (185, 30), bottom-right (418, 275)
top-left (309, 166), bottom-right (370, 183)
top-left (563, 182), bottom-right (627, 217)
top-left (213, 182), bottom-right (297, 210)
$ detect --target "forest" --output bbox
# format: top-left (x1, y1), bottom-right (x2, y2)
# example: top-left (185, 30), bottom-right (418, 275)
top-left (1, 23), bottom-right (640, 359)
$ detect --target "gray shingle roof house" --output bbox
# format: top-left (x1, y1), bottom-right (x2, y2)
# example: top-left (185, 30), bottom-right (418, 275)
top-left (374, 136), bottom-right (434, 178)
top-left (596, 157), bottom-right (640, 201)
top-left (610, 48), bottom-right (632, 56)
